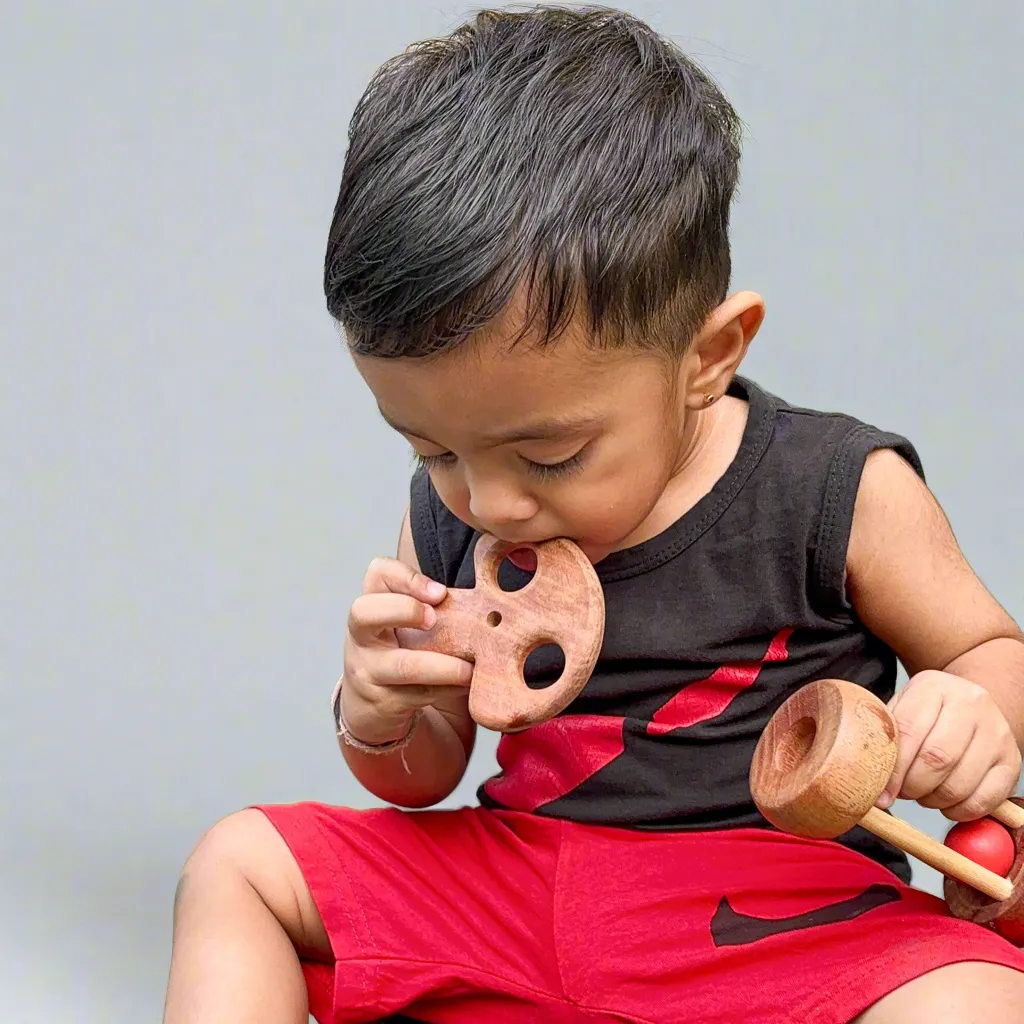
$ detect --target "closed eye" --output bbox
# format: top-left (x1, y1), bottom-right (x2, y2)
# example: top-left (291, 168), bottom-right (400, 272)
top-left (519, 450), bottom-right (587, 481)
top-left (412, 450), bottom-right (458, 471)
top-left (411, 447), bottom-right (589, 481)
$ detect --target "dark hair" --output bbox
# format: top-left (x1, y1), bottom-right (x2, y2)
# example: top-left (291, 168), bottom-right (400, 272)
top-left (324, 5), bottom-right (742, 358)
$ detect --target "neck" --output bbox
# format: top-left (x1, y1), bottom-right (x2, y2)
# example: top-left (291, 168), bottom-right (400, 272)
top-left (619, 395), bottom-right (749, 551)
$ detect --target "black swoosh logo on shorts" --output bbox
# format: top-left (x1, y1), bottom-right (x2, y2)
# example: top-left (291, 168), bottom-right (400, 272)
top-left (710, 883), bottom-right (903, 946)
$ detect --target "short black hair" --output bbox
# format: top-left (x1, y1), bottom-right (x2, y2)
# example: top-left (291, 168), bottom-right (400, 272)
top-left (324, 5), bottom-right (742, 358)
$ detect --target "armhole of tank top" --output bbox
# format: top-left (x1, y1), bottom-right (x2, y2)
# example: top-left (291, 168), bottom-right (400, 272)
top-left (409, 466), bottom-right (446, 584)
top-left (812, 422), bottom-right (925, 620)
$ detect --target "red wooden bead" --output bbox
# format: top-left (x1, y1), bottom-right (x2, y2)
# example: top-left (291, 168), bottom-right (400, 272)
top-left (944, 818), bottom-right (1016, 878)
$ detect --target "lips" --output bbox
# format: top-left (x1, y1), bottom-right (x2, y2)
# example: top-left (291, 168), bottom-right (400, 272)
top-left (503, 543), bottom-right (607, 569)
top-left (505, 547), bottom-right (539, 572)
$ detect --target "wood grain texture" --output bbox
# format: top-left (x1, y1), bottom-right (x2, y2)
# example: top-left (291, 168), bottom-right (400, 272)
top-left (397, 534), bottom-right (605, 732)
top-left (991, 801), bottom-right (1024, 831)
top-left (751, 679), bottom-right (1015, 904)
top-left (750, 679), bottom-right (898, 839)
top-left (863, 806), bottom-right (1012, 902)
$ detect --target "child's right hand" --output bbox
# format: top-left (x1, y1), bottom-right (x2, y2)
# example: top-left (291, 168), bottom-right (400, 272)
top-left (340, 557), bottom-right (474, 745)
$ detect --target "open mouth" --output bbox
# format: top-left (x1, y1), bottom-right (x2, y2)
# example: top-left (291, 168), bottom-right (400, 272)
top-left (505, 547), bottom-right (539, 572)
top-left (503, 541), bottom-right (605, 570)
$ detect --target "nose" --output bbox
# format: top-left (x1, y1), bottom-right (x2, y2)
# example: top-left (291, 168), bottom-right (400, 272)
top-left (466, 472), bottom-right (538, 530)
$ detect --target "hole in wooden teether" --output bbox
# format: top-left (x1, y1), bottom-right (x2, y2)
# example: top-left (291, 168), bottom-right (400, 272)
top-left (487, 611), bottom-right (502, 627)
top-left (524, 643), bottom-right (566, 690)
top-left (497, 548), bottom-right (537, 592)
top-left (774, 716), bottom-right (816, 774)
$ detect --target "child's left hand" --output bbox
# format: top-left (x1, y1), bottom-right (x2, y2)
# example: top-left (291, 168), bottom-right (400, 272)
top-left (878, 670), bottom-right (1021, 820)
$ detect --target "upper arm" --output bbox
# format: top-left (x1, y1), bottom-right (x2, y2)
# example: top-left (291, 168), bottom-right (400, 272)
top-left (846, 448), bottom-right (1021, 676)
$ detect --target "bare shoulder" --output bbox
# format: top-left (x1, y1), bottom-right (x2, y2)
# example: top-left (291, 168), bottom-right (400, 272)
top-left (846, 448), bottom-right (1019, 675)
top-left (848, 448), bottom-right (953, 565)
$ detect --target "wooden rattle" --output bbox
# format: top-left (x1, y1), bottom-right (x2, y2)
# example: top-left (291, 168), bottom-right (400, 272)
top-left (945, 807), bottom-right (1024, 944)
top-left (396, 533), bottom-right (605, 733)
top-left (749, 679), bottom-right (1023, 909)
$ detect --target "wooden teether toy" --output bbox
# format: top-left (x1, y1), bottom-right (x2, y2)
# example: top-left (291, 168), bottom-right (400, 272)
top-left (750, 679), bottom-right (1024, 914)
top-left (397, 534), bottom-right (605, 733)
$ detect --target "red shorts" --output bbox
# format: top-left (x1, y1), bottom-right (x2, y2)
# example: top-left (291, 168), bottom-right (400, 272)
top-left (256, 802), bottom-right (1024, 1023)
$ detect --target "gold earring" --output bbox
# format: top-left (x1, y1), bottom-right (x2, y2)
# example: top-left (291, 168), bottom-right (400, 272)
top-left (704, 393), bottom-right (716, 406)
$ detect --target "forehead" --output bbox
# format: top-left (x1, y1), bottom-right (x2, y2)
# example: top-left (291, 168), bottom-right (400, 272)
top-left (354, 330), bottom-right (657, 443)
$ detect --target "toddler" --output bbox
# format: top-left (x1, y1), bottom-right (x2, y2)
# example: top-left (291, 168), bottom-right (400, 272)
top-left (163, 7), bottom-right (1024, 1022)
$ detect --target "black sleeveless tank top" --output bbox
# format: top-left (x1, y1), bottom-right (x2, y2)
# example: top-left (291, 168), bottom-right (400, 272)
top-left (409, 376), bottom-right (923, 881)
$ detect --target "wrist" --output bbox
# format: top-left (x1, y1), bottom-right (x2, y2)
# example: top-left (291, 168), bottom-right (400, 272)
top-left (331, 677), bottom-right (421, 751)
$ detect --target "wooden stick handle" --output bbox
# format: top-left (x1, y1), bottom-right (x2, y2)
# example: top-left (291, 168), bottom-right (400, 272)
top-left (991, 800), bottom-right (1024, 830)
top-left (861, 807), bottom-right (1013, 902)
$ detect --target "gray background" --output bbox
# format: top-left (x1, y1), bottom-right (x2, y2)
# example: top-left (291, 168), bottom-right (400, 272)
top-left (2, 2), bottom-right (1021, 1020)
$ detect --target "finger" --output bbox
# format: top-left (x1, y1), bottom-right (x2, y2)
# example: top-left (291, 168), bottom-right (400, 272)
top-left (363, 557), bottom-right (447, 603)
top-left (879, 685), bottom-right (944, 807)
top-left (374, 647), bottom-right (475, 690)
top-left (348, 592), bottom-right (435, 645)
top-left (915, 725), bottom-right (994, 811)
top-left (885, 686), bottom-right (908, 714)
top-left (358, 684), bottom-right (453, 718)
top-left (941, 762), bottom-right (1023, 822)
top-left (898, 709), bottom-right (977, 804)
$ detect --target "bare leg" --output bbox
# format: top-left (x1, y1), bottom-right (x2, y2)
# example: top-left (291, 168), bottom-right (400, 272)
top-left (853, 961), bottom-right (1024, 1023)
top-left (162, 809), bottom-right (332, 1024)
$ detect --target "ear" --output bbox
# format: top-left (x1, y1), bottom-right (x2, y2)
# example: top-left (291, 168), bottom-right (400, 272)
top-left (682, 291), bottom-right (765, 409)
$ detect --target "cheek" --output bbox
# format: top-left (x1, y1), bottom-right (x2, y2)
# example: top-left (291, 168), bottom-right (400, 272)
top-left (556, 455), bottom-right (671, 540)
top-left (429, 474), bottom-right (473, 524)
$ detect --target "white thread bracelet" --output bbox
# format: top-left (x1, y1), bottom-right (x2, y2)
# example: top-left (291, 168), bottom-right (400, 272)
top-left (331, 676), bottom-right (420, 772)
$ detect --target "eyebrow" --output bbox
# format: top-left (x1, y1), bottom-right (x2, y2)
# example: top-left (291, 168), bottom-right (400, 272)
top-left (377, 407), bottom-right (603, 446)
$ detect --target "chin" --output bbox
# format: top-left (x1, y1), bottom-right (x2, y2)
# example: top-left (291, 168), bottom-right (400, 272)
top-left (575, 541), bottom-right (614, 565)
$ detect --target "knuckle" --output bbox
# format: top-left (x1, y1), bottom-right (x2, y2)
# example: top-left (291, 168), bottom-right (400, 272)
top-left (346, 683), bottom-right (387, 723)
top-left (391, 650), bottom-right (419, 684)
top-left (893, 715), bottom-right (922, 743)
top-left (347, 596), bottom-right (367, 628)
top-left (956, 795), bottom-right (991, 821)
top-left (999, 726), bottom-right (1020, 757)
top-left (360, 690), bottom-right (388, 717)
top-left (916, 744), bottom-right (956, 773)
top-left (995, 741), bottom-right (1022, 771)
top-left (964, 688), bottom-right (989, 712)
top-left (363, 556), bottom-right (391, 588)
top-left (993, 758), bottom-right (1022, 788)
top-left (348, 593), bottom-right (384, 629)
top-left (898, 775), bottom-right (928, 800)
top-left (340, 661), bottom-right (369, 695)
top-left (931, 778), bottom-right (966, 806)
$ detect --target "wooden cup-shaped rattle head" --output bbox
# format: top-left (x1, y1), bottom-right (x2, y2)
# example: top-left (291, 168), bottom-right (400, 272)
top-left (397, 534), bottom-right (605, 732)
top-left (749, 679), bottom-right (899, 839)
top-left (945, 799), bottom-right (1024, 946)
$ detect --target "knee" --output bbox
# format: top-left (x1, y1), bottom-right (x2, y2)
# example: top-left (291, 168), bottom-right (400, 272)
top-left (174, 810), bottom-right (269, 918)
top-left (175, 808), bottom-right (329, 956)
top-left (182, 808), bottom-right (272, 879)
top-left (857, 962), bottom-right (1024, 1022)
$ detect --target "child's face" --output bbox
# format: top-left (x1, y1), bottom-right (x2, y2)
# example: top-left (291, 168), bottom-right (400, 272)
top-left (353, 294), bottom-right (761, 564)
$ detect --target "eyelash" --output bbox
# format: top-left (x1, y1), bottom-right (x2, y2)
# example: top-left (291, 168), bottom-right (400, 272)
top-left (413, 449), bottom-right (587, 481)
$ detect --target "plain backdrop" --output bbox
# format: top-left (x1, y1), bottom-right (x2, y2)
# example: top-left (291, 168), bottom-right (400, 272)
top-left (2, 2), bottom-right (1021, 1020)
